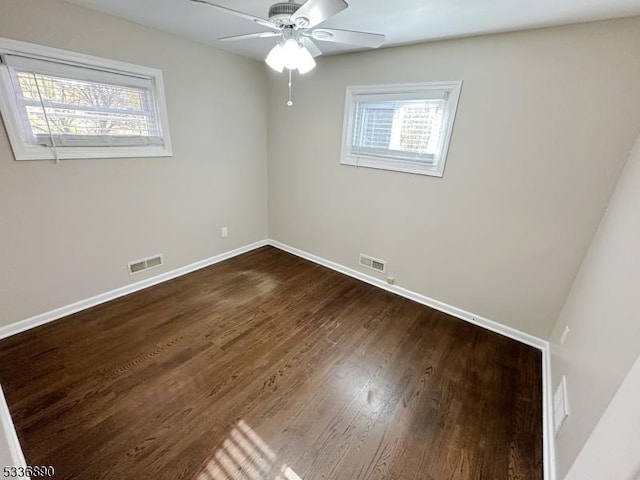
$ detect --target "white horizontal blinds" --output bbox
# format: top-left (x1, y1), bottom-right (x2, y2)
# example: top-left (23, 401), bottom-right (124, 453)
top-left (355, 104), bottom-right (394, 149)
top-left (3, 54), bottom-right (163, 147)
top-left (351, 95), bottom-right (447, 165)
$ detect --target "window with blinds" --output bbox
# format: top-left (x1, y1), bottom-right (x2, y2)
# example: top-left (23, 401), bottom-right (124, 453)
top-left (341, 82), bottom-right (461, 177)
top-left (0, 37), bottom-right (172, 160)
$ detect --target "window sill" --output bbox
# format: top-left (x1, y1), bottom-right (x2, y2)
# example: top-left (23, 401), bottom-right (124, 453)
top-left (340, 154), bottom-right (444, 177)
top-left (10, 144), bottom-right (173, 161)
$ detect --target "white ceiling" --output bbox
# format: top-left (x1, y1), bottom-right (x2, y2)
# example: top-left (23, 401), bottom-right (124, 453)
top-left (65, 0), bottom-right (640, 60)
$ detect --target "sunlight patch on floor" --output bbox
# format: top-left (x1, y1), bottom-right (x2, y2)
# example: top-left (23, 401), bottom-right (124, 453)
top-left (198, 420), bottom-right (302, 480)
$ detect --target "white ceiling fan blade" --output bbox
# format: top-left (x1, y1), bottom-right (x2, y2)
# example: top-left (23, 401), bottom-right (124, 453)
top-left (311, 28), bottom-right (385, 48)
top-left (300, 37), bottom-right (323, 57)
top-left (190, 0), bottom-right (281, 31)
top-left (290, 0), bottom-right (348, 29)
top-left (219, 32), bottom-right (282, 42)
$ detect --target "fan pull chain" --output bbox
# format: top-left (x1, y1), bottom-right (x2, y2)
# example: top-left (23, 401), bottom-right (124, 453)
top-left (287, 69), bottom-right (293, 107)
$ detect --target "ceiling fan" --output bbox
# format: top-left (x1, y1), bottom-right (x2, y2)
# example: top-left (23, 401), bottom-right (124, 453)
top-left (191, 0), bottom-right (385, 74)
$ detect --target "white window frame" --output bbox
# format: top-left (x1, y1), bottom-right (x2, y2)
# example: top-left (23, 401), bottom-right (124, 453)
top-left (340, 81), bottom-right (462, 177)
top-left (0, 37), bottom-right (172, 160)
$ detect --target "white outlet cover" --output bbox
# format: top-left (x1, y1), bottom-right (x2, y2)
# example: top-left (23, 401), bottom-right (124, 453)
top-left (221, 226), bottom-right (228, 238)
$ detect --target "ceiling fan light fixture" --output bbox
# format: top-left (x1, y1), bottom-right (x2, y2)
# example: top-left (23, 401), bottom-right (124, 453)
top-left (265, 38), bottom-right (316, 74)
top-left (265, 43), bottom-right (285, 72)
top-left (281, 38), bottom-right (302, 70)
top-left (296, 46), bottom-right (316, 74)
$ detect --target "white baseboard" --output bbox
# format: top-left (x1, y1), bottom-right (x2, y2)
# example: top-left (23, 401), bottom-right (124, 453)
top-left (267, 239), bottom-right (545, 349)
top-left (0, 239), bottom-right (268, 474)
top-left (0, 239), bottom-right (268, 341)
top-left (0, 237), bottom-right (556, 480)
top-left (0, 385), bottom-right (27, 477)
top-left (542, 341), bottom-right (558, 480)
top-left (266, 238), bottom-right (556, 480)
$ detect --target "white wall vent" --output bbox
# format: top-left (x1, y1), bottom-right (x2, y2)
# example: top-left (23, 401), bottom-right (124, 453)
top-left (359, 253), bottom-right (386, 273)
top-left (128, 254), bottom-right (164, 275)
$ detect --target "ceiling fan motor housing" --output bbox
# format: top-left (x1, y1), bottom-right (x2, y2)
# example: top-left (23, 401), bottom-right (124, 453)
top-left (268, 2), bottom-right (302, 26)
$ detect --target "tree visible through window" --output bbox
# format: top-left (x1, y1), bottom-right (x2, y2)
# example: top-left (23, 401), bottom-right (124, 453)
top-left (396, 102), bottom-right (444, 156)
top-left (14, 71), bottom-right (160, 144)
top-left (0, 37), bottom-right (171, 160)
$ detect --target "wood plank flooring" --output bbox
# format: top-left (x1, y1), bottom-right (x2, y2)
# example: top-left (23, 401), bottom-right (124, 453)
top-left (0, 246), bottom-right (542, 479)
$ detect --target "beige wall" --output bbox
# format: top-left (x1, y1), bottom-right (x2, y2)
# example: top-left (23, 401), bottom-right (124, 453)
top-left (0, 0), bottom-right (268, 327)
top-left (2, 3), bottom-right (640, 474)
top-left (267, 17), bottom-right (640, 338)
top-left (550, 137), bottom-right (640, 477)
top-left (564, 350), bottom-right (640, 480)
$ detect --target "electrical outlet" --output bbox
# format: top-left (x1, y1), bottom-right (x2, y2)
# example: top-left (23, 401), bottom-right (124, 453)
top-left (560, 326), bottom-right (570, 345)
top-left (221, 226), bottom-right (228, 238)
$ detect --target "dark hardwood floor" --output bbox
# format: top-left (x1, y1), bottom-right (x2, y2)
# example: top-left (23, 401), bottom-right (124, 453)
top-left (0, 246), bottom-right (542, 480)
